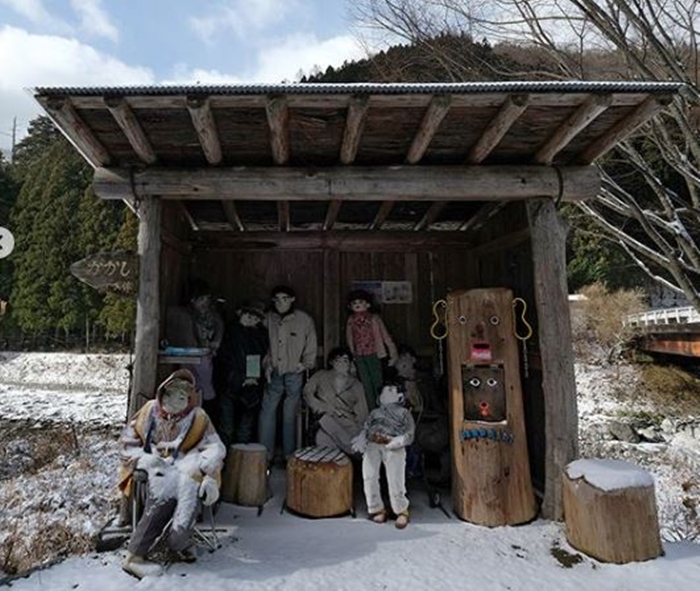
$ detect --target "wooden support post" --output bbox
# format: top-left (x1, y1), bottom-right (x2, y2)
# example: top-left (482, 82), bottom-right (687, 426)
top-left (323, 250), bottom-right (340, 362)
top-left (129, 196), bottom-right (162, 418)
top-left (526, 198), bottom-right (578, 520)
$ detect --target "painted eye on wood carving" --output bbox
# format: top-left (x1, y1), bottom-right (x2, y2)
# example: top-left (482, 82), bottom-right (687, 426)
top-left (469, 377), bottom-right (481, 388)
top-left (486, 378), bottom-right (498, 387)
top-left (489, 316), bottom-right (500, 325)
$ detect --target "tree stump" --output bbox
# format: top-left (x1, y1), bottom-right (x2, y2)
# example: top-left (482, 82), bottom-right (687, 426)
top-left (221, 443), bottom-right (268, 507)
top-left (563, 458), bottom-right (662, 563)
top-left (286, 446), bottom-right (353, 518)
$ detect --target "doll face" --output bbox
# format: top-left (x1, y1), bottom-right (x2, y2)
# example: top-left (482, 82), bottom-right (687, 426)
top-left (379, 384), bottom-right (404, 406)
top-left (272, 293), bottom-right (295, 314)
top-left (330, 354), bottom-right (351, 375)
top-left (162, 385), bottom-right (190, 414)
top-left (349, 298), bottom-right (371, 313)
top-left (191, 294), bottom-right (212, 313)
top-left (240, 311), bottom-right (262, 327)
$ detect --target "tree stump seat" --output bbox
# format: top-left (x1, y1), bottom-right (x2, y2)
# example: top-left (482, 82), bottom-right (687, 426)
top-left (286, 446), bottom-right (353, 518)
top-left (563, 458), bottom-right (662, 564)
top-left (221, 443), bottom-right (268, 508)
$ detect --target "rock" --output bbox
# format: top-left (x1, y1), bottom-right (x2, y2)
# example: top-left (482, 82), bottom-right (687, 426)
top-left (636, 427), bottom-right (664, 443)
top-left (608, 421), bottom-right (641, 443)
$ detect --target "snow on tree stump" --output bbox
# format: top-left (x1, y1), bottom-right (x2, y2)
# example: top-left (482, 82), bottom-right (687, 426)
top-left (221, 443), bottom-right (268, 507)
top-left (563, 459), bottom-right (662, 564)
top-left (286, 446), bottom-right (353, 518)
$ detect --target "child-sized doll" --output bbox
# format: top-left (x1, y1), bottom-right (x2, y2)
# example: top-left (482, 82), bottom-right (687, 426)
top-left (352, 382), bottom-right (415, 529)
top-left (346, 289), bottom-right (398, 409)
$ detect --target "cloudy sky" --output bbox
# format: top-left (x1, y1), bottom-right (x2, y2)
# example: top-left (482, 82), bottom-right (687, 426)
top-left (0, 0), bottom-right (373, 157)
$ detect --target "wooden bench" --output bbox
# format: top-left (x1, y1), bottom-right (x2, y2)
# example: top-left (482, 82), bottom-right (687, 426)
top-left (563, 458), bottom-right (662, 563)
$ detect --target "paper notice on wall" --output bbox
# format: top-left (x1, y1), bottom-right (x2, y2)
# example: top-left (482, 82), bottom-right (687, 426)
top-left (246, 355), bottom-right (261, 378)
top-left (351, 280), bottom-right (412, 304)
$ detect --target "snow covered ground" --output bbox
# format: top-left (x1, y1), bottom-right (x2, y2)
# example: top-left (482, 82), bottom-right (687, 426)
top-left (1, 352), bottom-right (700, 590)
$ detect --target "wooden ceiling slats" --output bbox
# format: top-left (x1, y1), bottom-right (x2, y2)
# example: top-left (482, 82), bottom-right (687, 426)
top-left (187, 96), bottom-right (223, 165)
top-left (265, 95), bottom-right (290, 165)
top-left (534, 94), bottom-right (612, 165)
top-left (40, 96), bottom-right (111, 167)
top-left (370, 201), bottom-right (394, 230)
top-left (278, 200), bottom-right (290, 232)
top-left (406, 95), bottom-right (452, 164)
top-left (467, 94), bottom-right (530, 164)
top-left (323, 200), bottom-right (342, 231)
top-left (576, 95), bottom-right (673, 164)
top-left (459, 202), bottom-right (507, 232)
top-left (414, 201), bottom-right (447, 231)
top-left (104, 97), bottom-right (157, 164)
top-left (340, 95), bottom-right (369, 164)
top-left (221, 201), bottom-right (245, 231)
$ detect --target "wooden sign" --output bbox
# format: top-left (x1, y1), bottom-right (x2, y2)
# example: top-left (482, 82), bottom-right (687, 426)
top-left (70, 251), bottom-right (138, 296)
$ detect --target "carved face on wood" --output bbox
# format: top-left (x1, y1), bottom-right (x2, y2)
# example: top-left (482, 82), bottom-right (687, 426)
top-left (461, 365), bottom-right (506, 422)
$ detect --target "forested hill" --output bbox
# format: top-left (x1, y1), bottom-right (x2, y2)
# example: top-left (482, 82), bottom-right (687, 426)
top-left (0, 117), bottom-right (136, 349)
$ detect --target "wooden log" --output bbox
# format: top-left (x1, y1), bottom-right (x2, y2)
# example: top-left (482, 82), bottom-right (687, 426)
top-left (92, 165), bottom-right (602, 203)
top-left (563, 459), bottom-right (662, 563)
top-left (527, 199), bottom-right (578, 520)
top-left (447, 288), bottom-right (537, 527)
top-left (286, 446), bottom-right (353, 518)
top-left (221, 443), bottom-right (268, 506)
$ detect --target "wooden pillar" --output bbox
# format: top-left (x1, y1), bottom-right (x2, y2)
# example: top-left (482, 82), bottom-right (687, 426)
top-left (129, 196), bottom-right (162, 418)
top-left (323, 250), bottom-right (340, 362)
top-left (526, 198), bottom-right (578, 520)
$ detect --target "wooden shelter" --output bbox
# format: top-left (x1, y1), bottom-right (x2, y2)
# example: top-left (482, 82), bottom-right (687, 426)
top-left (34, 81), bottom-right (683, 520)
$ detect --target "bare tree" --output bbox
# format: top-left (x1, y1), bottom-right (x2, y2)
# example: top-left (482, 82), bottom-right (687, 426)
top-left (354, 0), bottom-right (700, 310)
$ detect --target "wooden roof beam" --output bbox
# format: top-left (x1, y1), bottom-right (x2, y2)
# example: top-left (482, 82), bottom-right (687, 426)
top-left (187, 96), bottom-right (222, 165)
top-left (340, 95), bottom-right (369, 164)
top-left (93, 165), bottom-right (601, 202)
top-left (534, 94), bottom-right (612, 164)
top-left (41, 96), bottom-right (110, 168)
top-left (370, 201), bottom-right (394, 230)
top-left (406, 95), bottom-right (452, 164)
top-left (467, 94), bottom-right (530, 164)
top-left (414, 202), bottom-right (446, 231)
top-left (576, 95), bottom-right (673, 164)
top-left (178, 201), bottom-right (199, 231)
top-left (104, 96), bottom-right (156, 164)
top-left (323, 200), bottom-right (342, 231)
top-left (266, 95), bottom-right (290, 165)
top-left (221, 201), bottom-right (245, 231)
top-left (278, 200), bottom-right (290, 231)
top-left (459, 202), bottom-right (507, 232)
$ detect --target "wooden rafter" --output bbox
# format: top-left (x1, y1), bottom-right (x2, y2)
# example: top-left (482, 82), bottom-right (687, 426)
top-left (187, 96), bottom-right (222, 165)
top-left (323, 200), bottom-right (342, 231)
top-left (41, 96), bottom-right (110, 167)
top-left (459, 202), bottom-right (507, 232)
top-left (414, 202), bottom-right (447, 231)
top-left (266, 95), bottom-right (290, 165)
top-left (467, 94), bottom-right (530, 164)
top-left (340, 95), bottom-right (369, 164)
top-left (278, 200), bottom-right (290, 231)
top-left (178, 201), bottom-right (199, 231)
top-left (406, 95), bottom-right (452, 164)
top-left (104, 96), bottom-right (156, 164)
top-left (370, 201), bottom-right (394, 230)
top-left (221, 201), bottom-right (245, 231)
top-left (534, 94), bottom-right (612, 164)
top-left (576, 95), bottom-right (673, 164)
top-left (94, 165), bottom-right (600, 203)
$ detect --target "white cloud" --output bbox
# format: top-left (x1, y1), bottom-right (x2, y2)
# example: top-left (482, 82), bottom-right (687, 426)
top-left (70, 0), bottom-right (119, 42)
top-left (162, 65), bottom-right (244, 86)
top-left (0, 0), bottom-right (73, 34)
top-left (0, 25), bottom-right (153, 156)
top-left (254, 33), bottom-right (367, 82)
top-left (190, 0), bottom-right (301, 42)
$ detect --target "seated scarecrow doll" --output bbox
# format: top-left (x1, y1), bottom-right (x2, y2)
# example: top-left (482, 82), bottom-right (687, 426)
top-left (118, 369), bottom-right (226, 579)
top-left (352, 381), bottom-right (415, 529)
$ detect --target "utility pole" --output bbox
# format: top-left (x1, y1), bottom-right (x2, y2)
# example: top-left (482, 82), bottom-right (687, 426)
top-left (11, 117), bottom-right (16, 163)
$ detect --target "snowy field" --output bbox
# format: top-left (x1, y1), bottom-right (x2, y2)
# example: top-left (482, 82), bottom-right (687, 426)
top-left (1, 352), bottom-right (700, 590)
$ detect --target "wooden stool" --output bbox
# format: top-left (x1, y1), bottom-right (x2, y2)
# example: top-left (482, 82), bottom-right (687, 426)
top-left (286, 446), bottom-right (353, 518)
top-left (563, 458), bottom-right (662, 563)
top-left (221, 443), bottom-right (268, 510)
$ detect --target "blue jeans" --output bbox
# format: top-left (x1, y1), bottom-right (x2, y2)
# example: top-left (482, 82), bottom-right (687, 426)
top-left (258, 371), bottom-right (303, 461)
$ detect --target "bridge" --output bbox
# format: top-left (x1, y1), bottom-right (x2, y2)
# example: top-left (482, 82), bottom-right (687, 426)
top-left (626, 307), bottom-right (700, 358)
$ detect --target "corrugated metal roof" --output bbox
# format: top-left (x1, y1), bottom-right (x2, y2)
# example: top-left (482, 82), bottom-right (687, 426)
top-left (34, 80), bottom-right (686, 97)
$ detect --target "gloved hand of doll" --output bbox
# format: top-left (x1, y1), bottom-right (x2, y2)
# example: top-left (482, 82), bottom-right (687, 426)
top-left (351, 431), bottom-right (367, 454)
top-left (385, 436), bottom-right (405, 450)
top-left (136, 452), bottom-right (171, 474)
top-left (198, 475), bottom-right (220, 506)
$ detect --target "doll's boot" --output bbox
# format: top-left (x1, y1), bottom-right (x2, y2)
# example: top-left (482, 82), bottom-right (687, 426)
top-left (122, 552), bottom-right (163, 579)
top-left (395, 511), bottom-right (410, 529)
top-left (371, 510), bottom-right (387, 524)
